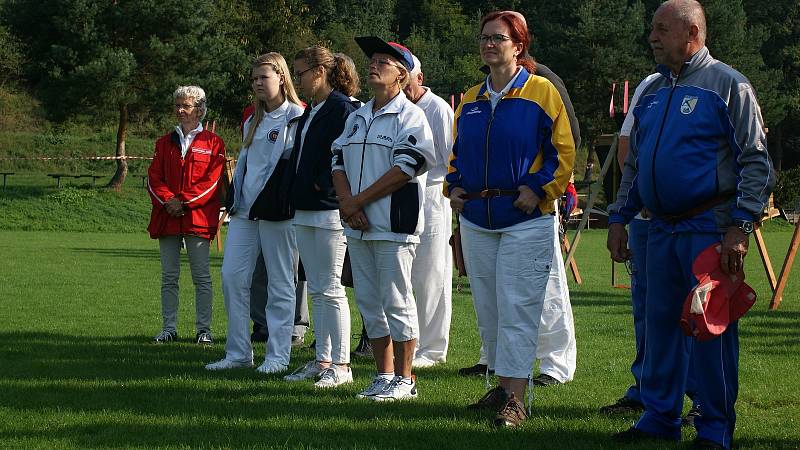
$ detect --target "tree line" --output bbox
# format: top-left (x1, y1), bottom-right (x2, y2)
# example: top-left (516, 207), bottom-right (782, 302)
top-left (0, 0), bottom-right (797, 188)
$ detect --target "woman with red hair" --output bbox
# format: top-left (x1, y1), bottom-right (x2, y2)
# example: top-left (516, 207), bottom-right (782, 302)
top-left (446, 11), bottom-right (575, 427)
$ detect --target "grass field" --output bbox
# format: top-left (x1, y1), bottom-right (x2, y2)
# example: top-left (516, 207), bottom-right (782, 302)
top-left (1, 224), bottom-right (798, 449)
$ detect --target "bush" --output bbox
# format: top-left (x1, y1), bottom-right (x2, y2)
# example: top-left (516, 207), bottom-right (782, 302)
top-left (774, 165), bottom-right (800, 210)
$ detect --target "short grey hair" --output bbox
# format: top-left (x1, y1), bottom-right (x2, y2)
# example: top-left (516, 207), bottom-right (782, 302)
top-left (173, 85), bottom-right (207, 121)
top-left (660, 0), bottom-right (706, 43)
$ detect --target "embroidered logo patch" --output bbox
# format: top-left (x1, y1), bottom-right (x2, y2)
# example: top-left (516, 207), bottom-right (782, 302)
top-left (347, 124), bottom-right (359, 138)
top-left (376, 134), bottom-right (393, 143)
top-left (465, 106), bottom-right (482, 115)
top-left (680, 96), bottom-right (698, 115)
top-left (268, 128), bottom-right (280, 142)
top-left (191, 147), bottom-right (212, 155)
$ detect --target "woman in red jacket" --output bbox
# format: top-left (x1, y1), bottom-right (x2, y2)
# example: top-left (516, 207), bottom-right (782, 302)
top-left (147, 85), bottom-right (226, 345)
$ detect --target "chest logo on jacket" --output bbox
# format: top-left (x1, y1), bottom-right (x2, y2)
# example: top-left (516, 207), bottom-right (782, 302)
top-left (347, 124), bottom-right (359, 138)
top-left (268, 128), bottom-right (280, 142)
top-left (465, 106), bottom-right (482, 115)
top-left (680, 96), bottom-right (699, 115)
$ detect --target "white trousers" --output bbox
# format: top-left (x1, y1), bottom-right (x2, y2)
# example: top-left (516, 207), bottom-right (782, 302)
top-left (221, 217), bottom-right (297, 365)
top-left (462, 214), bottom-right (554, 379)
top-left (348, 237), bottom-right (418, 342)
top-left (411, 183), bottom-right (453, 363)
top-left (158, 235), bottom-right (212, 334)
top-left (478, 211), bottom-right (577, 382)
top-left (295, 224), bottom-right (350, 364)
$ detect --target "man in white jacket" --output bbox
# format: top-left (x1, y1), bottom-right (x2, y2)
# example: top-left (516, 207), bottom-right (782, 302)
top-left (403, 54), bottom-right (454, 368)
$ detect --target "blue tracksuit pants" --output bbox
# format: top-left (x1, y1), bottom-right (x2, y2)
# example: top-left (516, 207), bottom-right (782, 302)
top-left (635, 225), bottom-right (738, 449)
top-left (624, 218), bottom-right (649, 403)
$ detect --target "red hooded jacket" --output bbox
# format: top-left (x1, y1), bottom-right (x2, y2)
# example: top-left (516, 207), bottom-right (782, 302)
top-left (147, 129), bottom-right (225, 240)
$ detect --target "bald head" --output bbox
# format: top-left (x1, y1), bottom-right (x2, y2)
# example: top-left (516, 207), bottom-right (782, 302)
top-left (650, 0), bottom-right (706, 74)
top-left (657, 0), bottom-right (706, 44)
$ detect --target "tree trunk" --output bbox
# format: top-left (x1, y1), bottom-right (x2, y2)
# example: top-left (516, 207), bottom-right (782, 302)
top-left (107, 102), bottom-right (129, 190)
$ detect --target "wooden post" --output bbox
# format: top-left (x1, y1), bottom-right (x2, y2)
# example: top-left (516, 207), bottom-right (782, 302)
top-left (753, 225), bottom-right (778, 292)
top-left (769, 219), bottom-right (800, 310)
top-left (561, 234), bottom-right (582, 284)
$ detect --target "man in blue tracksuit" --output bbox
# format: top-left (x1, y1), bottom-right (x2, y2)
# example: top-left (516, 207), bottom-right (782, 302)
top-left (607, 1), bottom-right (774, 449)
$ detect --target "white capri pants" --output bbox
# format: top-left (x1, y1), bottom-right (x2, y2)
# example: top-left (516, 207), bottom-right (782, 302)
top-left (411, 183), bottom-right (453, 363)
top-left (461, 214), bottom-right (555, 379)
top-left (221, 216), bottom-right (297, 365)
top-left (477, 209), bottom-right (576, 382)
top-left (295, 224), bottom-right (350, 364)
top-left (347, 237), bottom-right (418, 342)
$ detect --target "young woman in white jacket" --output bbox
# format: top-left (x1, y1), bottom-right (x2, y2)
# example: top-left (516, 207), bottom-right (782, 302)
top-left (332, 37), bottom-right (435, 401)
top-left (206, 53), bottom-right (304, 374)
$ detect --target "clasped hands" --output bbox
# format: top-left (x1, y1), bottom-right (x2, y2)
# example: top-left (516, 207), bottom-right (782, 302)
top-left (165, 197), bottom-right (186, 217)
top-left (339, 194), bottom-right (369, 231)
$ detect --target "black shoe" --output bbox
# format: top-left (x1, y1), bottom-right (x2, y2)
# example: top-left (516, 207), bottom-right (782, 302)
top-left (600, 396), bottom-right (645, 414)
top-left (682, 404), bottom-right (702, 427)
top-left (611, 427), bottom-right (667, 443)
top-left (352, 334), bottom-right (372, 358)
top-left (195, 330), bottom-right (213, 345)
top-left (458, 363), bottom-right (494, 377)
top-left (532, 373), bottom-right (563, 387)
top-left (153, 329), bottom-right (177, 343)
top-left (691, 437), bottom-right (725, 450)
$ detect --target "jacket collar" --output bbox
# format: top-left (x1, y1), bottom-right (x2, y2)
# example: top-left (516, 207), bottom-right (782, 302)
top-left (656, 46), bottom-right (711, 81)
top-left (303, 89), bottom-right (350, 124)
top-left (477, 66), bottom-right (530, 99)
top-left (357, 90), bottom-right (406, 121)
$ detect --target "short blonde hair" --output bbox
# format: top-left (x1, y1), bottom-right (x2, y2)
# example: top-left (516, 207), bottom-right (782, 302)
top-left (173, 85), bottom-right (207, 120)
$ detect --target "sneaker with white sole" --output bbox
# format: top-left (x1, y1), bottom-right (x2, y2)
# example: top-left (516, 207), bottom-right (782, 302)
top-left (356, 375), bottom-right (393, 399)
top-left (284, 360), bottom-right (325, 381)
top-left (372, 375), bottom-right (417, 402)
top-left (205, 358), bottom-right (254, 371)
top-left (411, 356), bottom-right (437, 368)
top-left (153, 329), bottom-right (177, 344)
top-left (314, 365), bottom-right (353, 388)
top-left (256, 359), bottom-right (288, 374)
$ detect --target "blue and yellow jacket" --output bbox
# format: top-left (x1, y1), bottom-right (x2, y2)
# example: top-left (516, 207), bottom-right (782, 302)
top-left (445, 68), bottom-right (575, 229)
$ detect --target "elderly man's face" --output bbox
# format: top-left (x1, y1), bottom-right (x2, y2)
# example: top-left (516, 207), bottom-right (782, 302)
top-left (403, 71), bottom-right (423, 100)
top-left (649, 6), bottom-right (692, 72)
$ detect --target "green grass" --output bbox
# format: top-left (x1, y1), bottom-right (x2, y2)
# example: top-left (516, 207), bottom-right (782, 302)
top-left (0, 227), bottom-right (798, 449)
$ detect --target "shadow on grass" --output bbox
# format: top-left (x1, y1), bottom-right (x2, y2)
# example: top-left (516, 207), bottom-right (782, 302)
top-left (0, 332), bottom-right (614, 448)
top-left (71, 247), bottom-right (225, 267)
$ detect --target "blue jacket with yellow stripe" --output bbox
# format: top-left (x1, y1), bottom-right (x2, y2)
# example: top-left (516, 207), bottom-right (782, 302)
top-left (445, 68), bottom-right (576, 229)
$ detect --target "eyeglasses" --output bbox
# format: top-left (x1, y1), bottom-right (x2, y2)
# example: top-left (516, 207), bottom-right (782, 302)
top-left (293, 66), bottom-right (317, 79)
top-left (369, 58), bottom-right (400, 69)
top-left (476, 34), bottom-right (513, 45)
top-left (175, 103), bottom-right (197, 111)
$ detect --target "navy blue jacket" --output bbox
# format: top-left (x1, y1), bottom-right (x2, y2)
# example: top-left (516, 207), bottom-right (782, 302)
top-left (285, 90), bottom-right (359, 211)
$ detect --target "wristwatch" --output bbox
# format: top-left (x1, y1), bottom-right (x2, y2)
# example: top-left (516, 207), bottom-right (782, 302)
top-left (733, 219), bottom-right (754, 235)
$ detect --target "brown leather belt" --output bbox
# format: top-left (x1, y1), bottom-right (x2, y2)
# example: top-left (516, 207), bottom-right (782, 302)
top-left (463, 189), bottom-right (519, 201)
top-left (659, 193), bottom-right (732, 225)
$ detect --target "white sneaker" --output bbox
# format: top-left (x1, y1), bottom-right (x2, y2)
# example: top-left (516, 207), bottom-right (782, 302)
top-left (256, 359), bottom-right (288, 374)
top-left (205, 358), bottom-right (253, 371)
top-left (372, 375), bottom-right (418, 402)
top-left (356, 375), bottom-right (393, 399)
top-left (284, 360), bottom-right (324, 381)
top-left (314, 365), bottom-right (353, 388)
top-left (412, 356), bottom-right (438, 368)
